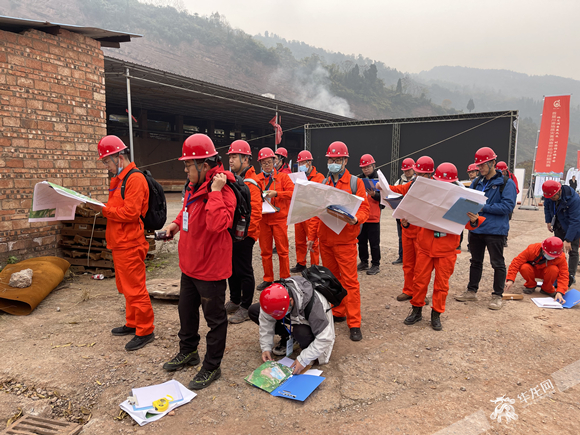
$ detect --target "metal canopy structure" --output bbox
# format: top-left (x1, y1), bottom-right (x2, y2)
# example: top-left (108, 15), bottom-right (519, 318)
top-left (104, 57), bottom-right (353, 131)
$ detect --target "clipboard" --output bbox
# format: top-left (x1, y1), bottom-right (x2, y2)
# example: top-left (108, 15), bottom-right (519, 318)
top-left (327, 205), bottom-right (354, 220)
top-left (270, 375), bottom-right (325, 401)
top-left (442, 198), bottom-right (484, 225)
top-left (362, 178), bottom-right (379, 191)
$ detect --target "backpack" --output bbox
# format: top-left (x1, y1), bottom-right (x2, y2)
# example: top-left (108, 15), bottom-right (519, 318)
top-left (121, 169), bottom-right (167, 231)
top-left (301, 265), bottom-right (348, 318)
top-left (226, 174), bottom-right (252, 243)
top-left (323, 174), bottom-right (358, 195)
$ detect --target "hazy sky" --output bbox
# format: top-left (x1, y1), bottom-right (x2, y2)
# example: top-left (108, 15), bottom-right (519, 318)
top-left (178, 0), bottom-right (580, 80)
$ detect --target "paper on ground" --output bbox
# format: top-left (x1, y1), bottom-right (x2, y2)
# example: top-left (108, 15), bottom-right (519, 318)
top-left (132, 380), bottom-right (183, 411)
top-left (29, 181), bottom-right (104, 222)
top-left (531, 298), bottom-right (563, 309)
top-left (288, 172), bottom-right (307, 184)
top-left (392, 176), bottom-right (487, 235)
top-left (287, 179), bottom-right (363, 234)
top-left (276, 357), bottom-right (323, 376)
top-left (119, 380), bottom-right (196, 426)
top-left (376, 169), bottom-right (402, 209)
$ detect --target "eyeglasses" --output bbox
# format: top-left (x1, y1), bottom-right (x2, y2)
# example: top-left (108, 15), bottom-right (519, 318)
top-left (183, 161), bottom-right (197, 168)
top-left (260, 160), bottom-right (274, 166)
top-left (327, 158), bottom-right (343, 164)
top-left (101, 158), bottom-right (112, 165)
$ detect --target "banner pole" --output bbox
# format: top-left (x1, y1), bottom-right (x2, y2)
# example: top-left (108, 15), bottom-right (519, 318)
top-left (520, 97), bottom-right (544, 210)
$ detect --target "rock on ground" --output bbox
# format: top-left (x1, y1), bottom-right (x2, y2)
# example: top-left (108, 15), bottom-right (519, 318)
top-left (9, 268), bottom-right (33, 288)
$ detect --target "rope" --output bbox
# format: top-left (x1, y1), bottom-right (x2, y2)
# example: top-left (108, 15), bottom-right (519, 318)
top-left (86, 212), bottom-right (99, 267)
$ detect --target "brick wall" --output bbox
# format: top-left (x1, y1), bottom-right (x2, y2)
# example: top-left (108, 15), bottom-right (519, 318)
top-left (0, 28), bottom-right (108, 262)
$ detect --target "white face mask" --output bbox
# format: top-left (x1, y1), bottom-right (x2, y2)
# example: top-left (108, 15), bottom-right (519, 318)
top-left (544, 253), bottom-right (556, 260)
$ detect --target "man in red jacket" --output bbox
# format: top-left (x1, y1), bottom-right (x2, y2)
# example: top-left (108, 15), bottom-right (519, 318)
top-left (163, 134), bottom-right (236, 390)
top-left (505, 237), bottom-right (568, 302)
top-left (274, 147), bottom-right (292, 174)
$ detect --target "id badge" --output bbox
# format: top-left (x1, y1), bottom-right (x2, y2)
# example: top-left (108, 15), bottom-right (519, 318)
top-left (286, 336), bottom-right (294, 357)
top-left (183, 210), bottom-right (189, 232)
top-left (550, 215), bottom-right (556, 228)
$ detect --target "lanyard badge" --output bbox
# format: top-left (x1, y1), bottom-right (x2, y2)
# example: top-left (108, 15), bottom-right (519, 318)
top-left (282, 316), bottom-right (293, 356)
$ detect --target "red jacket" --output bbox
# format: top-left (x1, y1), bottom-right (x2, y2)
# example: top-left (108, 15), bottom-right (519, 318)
top-left (309, 169), bottom-right (370, 245)
top-left (307, 166), bottom-right (325, 184)
top-left (389, 181), bottom-right (420, 239)
top-left (243, 166), bottom-right (262, 241)
top-left (507, 243), bottom-right (569, 292)
top-left (173, 166), bottom-right (236, 280)
top-left (255, 168), bottom-right (294, 225)
top-left (102, 162), bottom-right (149, 250)
top-left (278, 163), bottom-right (291, 174)
top-left (416, 217), bottom-right (485, 258)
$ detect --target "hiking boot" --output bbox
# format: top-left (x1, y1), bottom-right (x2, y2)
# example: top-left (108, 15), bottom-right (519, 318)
top-left (272, 338), bottom-right (299, 356)
top-left (290, 263), bottom-right (307, 273)
top-left (392, 257), bottom-right (403, 265)
top-left (111, 325), bottom-right (136, 336)
top-left (455, 290), bottom-right (477, 302)
top-left (357, 261), bottom-right (369, 271)
top-left (229, 307), bottom-right (250, 324)
top-left (366, 265), bottom-right (380, 275)
top-left (189, 367), bottom-right (221, 390)
top-left (523, 287), bottom-right (535, 295)
top-left (489, 295), bottom-right (503, 310)
top-left (404, 306), bottom-right (423, 325)
top-left (333, 315), bottom-right (347, 323)
top-left (539, 289), bottom-right (556, 297)
top-left (349, 327), bottom-right (363, 341)
top-left (431, 310), bottom-right (442, 331)
top-left (397, 292), bottom-right (412, 301)
top-left (125, 333), bottom-right (154, 351)
top-left (224, 300), bottom-right (240, 314)
top-left (163, 350), bottom-right (200, 371)
top-left (256, 281), bottom-right (273, 291)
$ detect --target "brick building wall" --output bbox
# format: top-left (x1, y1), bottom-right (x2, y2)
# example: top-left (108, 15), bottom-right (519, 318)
top-left (0, 28), bottom-right (108, 262)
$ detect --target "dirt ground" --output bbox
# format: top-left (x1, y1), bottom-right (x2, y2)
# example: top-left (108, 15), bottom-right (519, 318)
top-left (1, 192), bottom-right (580, 435)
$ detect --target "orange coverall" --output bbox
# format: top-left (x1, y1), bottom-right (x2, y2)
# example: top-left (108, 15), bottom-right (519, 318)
top-left (412, 217), bottom-right (485, 313)
top-left (256, 168), bottom-right (295, 282)
top-left (309, 170), bottom-right (370, 328)
top-left (101, 162), bottom-right (154, 337)
top-left (294, 166), bottom-right (325, 267)
top-left (244, 166), bottom-right (262, 242)
top-left (506, 243), bottom-right (569, 293)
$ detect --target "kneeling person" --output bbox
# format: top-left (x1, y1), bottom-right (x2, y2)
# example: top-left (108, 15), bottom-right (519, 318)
top-left (248, 280), bottom-right (335, 374)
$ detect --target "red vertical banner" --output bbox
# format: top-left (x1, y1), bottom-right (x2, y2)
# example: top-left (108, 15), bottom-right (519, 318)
top-left (577, 150), bottom-right (580, 169)
top-left (534, 95), bottom-right (570, 173)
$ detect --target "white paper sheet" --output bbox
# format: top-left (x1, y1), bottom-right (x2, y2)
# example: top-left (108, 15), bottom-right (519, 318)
top-left (287, 179), bottom-right (363, 234)
top-left (531, 298), bottom-right (563, 309)
top-left (132, 380), bottom-right (183, 411)
top-left (392, 176), bottom-right (487, 235)
top-left (288, 172), bottom-right (307, 184)
top-left (29, 181), bottom-right (104, 222)
top-left (276, 357), bottom-right (323, 376)
top-left (262, 200), bottom-right (277, 214)
top-left (376, 169), bottom-right (402, 209)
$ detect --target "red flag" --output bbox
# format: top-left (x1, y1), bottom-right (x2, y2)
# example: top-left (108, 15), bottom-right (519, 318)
top-left (577, 150), bottom-right (580, 170)
top-left (125, 109), bottom-right (138, 124)
top-left (269, 116), bottom-right (282, 145)
top-left (534, 95), bottom-right (570, 173)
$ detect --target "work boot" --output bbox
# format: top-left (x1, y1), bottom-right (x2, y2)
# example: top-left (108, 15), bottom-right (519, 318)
top-left (392, 257), bottom-right (403, 265)
top-left (488, 295), bottom-right (503, 310)
top-left (125, 333), bottom-right (155, 351)
top-left (357, 261), bottom-right (369, 271)
top-left (523, 287), bottom-right (535, 295)
top-left (333, 315), bottom-right (347, 323)
top-left (163, 350), bottom-right (200, 371)
top-left (455, 290), bottom-right (478, 302)
top-left (349, 327), bottom-right (363, 341)
top-left (272, 338), bottom-right (299, 356)
top-left (290, 263), bottom-right (306, 273)
top-left (396, 292), bottom-right (412, 301)
top-left (256, 281), bottom-right (273, 291)
top-left (366, 265), bottom-right (380, 275)
top-left (539, 289), bottom-right (557, 297)
top-left (431, 310), bottom-right (442, 331)
top-left (189, 367), bottom-right (221, 390)
top-left (111, 325), bottom-right (136, 336)
top-left (224, 300), bottom-right (240, 314)
top-left (404, 306), bottom-right (423, 325)
top-left (229, 307), bottom-right (250, 324)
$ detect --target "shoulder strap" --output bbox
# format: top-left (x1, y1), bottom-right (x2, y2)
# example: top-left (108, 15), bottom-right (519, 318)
top-left (500, 174), bottom-right (509, 195)
top-left (349, 175), bottom-right (357, 195)
top-left (304, 292), bottom-right (316, 320)
top-left (121, 168), bottom-right (141, 200)
top-left (244, 178), bottom-right (258, 187)
top-left (471, 175), bottom-right (483, 190)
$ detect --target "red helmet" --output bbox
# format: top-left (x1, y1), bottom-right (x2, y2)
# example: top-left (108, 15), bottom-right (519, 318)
top-left (542, 236), bottom-right (564, 258)
top-left (467, 163), bottom-right (479, 172)
top-left (227, 140), bottom-right (251, 156)
top-left (474, 147), bottom-right (497, 165)
top-left (180, 134), bottom-right (218, 161)
top-left (496, 161), bottom-right (508, 171)
top-left (434, 163), bottom-right (459, 182)
top-left (542, 180), bottom-right (561, 199)
top-left (297, 150), bottom-right (313, 163)
top-left (414, 156), bottom-right (435, 173)
top-left (359, 154), bottom-right (376, 167)
top-left (97, 135), bottom-right (127, 159)
top-left (325, 141), bottom-right (349, 157)
top-left (258, 147), bottom-right (276, 161)
top-left (259, 283), bottom-right (290, 320)
top-left (401, 158), bottom-right (415, 171)
top-left (275, 147), bottom-right (288, 158)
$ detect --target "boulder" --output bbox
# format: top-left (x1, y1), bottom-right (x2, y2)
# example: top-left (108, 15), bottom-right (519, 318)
top-left (9, 268), bottom-right (33, 288)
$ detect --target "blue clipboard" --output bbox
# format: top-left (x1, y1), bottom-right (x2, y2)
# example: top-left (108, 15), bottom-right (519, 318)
top-left (442, 198), bottom-right (484, 225)
top-left (270, 375), bottom-right (325, 401)
top-left (563, 289), bottom-right (580, 308)
top-left (362, 178), bottom-right (379, 191)
top-left (327, 205), bottom-right (355, 220)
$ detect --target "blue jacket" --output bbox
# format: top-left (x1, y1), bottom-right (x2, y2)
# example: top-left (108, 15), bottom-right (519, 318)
top-left (543, 185), bottom-right (580, 242)
top-left (469, 171), bottom-right (517, 236)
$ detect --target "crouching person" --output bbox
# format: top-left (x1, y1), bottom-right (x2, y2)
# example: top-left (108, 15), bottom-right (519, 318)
top-left (248, 279), bottom-right (335, 374)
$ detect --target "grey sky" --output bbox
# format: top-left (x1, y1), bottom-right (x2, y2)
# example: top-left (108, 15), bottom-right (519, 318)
top-left (178, 0), bottom-right (580, 80)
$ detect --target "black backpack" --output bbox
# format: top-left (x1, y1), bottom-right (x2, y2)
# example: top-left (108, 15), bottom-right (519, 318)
top-left (301, 265), bottom-right (347, 310)
top-left (226, 174), bottom-right (252, 242)
top-left (121, 169), bottom-right (167, 231)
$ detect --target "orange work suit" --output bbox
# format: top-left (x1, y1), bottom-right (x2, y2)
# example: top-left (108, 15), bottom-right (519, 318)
top-left (101, 162), bottom-right (154, 336)
top-left (294, 166), bottom-right (325, 267)
top-left (412, 217), bottom-right (485, 313)
top-left (256, 169), bottom-right (295, 282)
top-left (309, 170), bottom-right (370, 328)
top-left (243, 166), bottom-right (262, 242)
top-left (506, 243), bottom-right (569, 293)
top-left (389, 181), bottom-right (421, 297)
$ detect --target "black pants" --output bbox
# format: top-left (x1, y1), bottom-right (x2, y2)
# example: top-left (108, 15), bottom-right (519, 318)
top-left (554, 226), bottom-right (579, 284)
top-left (248, 303), bottom-right (315, 349)
top-left (467, 233), bottom-right (507, 296)
top-left (396, 219), bottom-right (403, 259)
top-left (358, 222), bottom-right (381, 266)
top-left (228, 237), bottom-right (256, 309)
top-left (178, 273), bottom-right (228, 371)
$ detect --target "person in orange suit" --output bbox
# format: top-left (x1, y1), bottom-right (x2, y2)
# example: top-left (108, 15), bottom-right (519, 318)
top-left (307, 141), bottom-right (370, 341)
top-left (505, 237), bottom-right (568, 303)
top-left (275, 147), bottom-right (292, 174)
top-left (403, 163), bottom-right (484, 331)
top-left (87, 135), bottom-right (155, 352)
top-left (290, 150), bottom-right (325, 273)
top-left (387, 156), bottom-right (435, 302)
top-left (256, 147), bottom-right (295, 291)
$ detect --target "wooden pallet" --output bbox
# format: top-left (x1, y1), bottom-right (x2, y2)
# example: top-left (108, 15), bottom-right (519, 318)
top-left (4, 415), bottom-right (82, 435)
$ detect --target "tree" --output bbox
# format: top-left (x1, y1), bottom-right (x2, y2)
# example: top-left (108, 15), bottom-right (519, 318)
top-left (442, 99), bottom-right (452, 109)
top-left (396, 78), bottom-right (403, 94)
top-left (467, 98), bottom-right (475, 112)
top-left (363, 64), bottom-right (378, 84)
